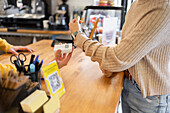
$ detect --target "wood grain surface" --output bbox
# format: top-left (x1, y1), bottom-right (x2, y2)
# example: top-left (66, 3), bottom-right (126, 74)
top-left (0, 40), bottom-right (124, 113)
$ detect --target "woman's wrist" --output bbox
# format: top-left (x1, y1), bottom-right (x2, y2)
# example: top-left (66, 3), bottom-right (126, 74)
top-left (72, 30), bottom-right (82, 40)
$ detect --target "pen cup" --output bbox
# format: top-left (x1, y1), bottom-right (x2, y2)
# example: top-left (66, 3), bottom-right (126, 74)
top-left (0, 84), bottom-right (25, 113)
top-left (24, 70), bottom-right (41, 89)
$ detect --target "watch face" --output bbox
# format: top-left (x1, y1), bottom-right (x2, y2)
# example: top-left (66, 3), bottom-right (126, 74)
top-left (73, 31), bottom-right (78, 35)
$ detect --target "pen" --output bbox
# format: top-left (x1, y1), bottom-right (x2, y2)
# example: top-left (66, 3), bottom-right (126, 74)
top-left (29, 54), bottom-right (35, 64)
top-left (30, 64), bottom-right (35, 82)
top-left (38, 60), bottom-right (43, 70)
top-left (35, 61), bottom-right (39, 82)
top-left (28, 55), bottom-right (33, 71)
top-left (29, 54), bottom-right (35, 71)
top-left (34, 55), bottom-right (39, 63)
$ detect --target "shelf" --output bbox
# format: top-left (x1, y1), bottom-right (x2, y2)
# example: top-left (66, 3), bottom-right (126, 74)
top-left (84, 6), bottom-right (124, 10)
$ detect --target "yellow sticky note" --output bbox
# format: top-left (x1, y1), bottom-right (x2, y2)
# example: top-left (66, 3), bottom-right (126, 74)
top-left (41, 61), bottom-right (65, 98)
top-left (43, 94), bottom-right (60, 113)
top-left (20, 90), bottom-right (48, 113)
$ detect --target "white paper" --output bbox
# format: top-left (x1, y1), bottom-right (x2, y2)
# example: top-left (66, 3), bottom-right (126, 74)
top-left (102, 17), bottom-right (118, 46)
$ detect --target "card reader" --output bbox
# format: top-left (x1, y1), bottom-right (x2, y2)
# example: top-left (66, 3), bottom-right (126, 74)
top-left (54, 43), bottom-right (72, 53)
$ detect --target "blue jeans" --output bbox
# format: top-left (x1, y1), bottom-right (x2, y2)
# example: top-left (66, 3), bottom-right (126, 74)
top-left (121, 77), bottom-right (170, 113)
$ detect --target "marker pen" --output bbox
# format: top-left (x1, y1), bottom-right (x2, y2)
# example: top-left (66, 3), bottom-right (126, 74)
top-left (30, 64), bottom-right (35, 82)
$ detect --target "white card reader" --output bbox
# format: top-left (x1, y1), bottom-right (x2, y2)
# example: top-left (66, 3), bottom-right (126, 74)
top-left (54, 43), bottom-right (72, 53)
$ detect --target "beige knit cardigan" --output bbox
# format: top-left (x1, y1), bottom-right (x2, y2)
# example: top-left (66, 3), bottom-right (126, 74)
top-left (74, 0), bottom-right (170, 97)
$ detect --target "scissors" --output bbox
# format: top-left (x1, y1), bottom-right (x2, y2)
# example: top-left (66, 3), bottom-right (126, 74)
top-left (10, 53), bottom-right (27, 72)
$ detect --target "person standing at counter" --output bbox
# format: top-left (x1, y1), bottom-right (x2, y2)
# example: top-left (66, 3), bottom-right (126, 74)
top-left (69, 0), bottom-right (170, 112)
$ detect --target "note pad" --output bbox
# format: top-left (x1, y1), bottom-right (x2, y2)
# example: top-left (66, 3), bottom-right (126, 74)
top-left (20, 90), bottom-right (48, 113)
top-left (43, 94), bottom-right (60, 113)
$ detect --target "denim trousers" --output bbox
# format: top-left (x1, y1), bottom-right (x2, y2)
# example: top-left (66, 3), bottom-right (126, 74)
top-left (121, 77), bottom-right (170, 113)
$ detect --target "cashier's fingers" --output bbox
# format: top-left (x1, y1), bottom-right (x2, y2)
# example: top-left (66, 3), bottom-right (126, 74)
top-left (62, 53), bottom-right (66, 59)
top-left (55, 49), bottom-right (62, 60)
top-left (62, 51), bottom-right (73, 65)
top-left (8, 46), bottom-right (35, 55)
top-left (64, 47), bottom-right (74, 61)
top-left (8, 49), bottom-right (18, 55)
top-left (70, 19), bottom-right (76, 24)
top-left (22, 46), bottom-right (34, 52)
top-left (69, 17), bottom-right (79, 26)
top-left (76, 16), bottom-right (80, 22)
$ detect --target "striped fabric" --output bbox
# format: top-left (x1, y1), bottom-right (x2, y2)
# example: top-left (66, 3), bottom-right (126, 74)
top-left (74, 0), bottom-right (170, 97)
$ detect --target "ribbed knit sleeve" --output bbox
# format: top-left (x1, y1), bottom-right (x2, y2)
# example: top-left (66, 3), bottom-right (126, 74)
top-left (74, 0), bottom-right (170, 97)
top-left (0, 38), bottom-right (13, 52)
top-left (74, 2), bottom-right (169, 72)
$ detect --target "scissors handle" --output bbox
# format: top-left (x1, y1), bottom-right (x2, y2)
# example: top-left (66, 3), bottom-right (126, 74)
top-left (10, 55), bottom-right (18, 64)
top-left (18, 53), bottom-right (26, 62)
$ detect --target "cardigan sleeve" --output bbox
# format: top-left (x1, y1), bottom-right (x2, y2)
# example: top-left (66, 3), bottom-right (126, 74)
top-left (74, 7), bottom-right (169, 72)
top-left (0, 38), bottom-right (13, 52)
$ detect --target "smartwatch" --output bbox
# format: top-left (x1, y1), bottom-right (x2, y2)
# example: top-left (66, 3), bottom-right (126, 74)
top-left (71, 30), bottom-right (81, 40)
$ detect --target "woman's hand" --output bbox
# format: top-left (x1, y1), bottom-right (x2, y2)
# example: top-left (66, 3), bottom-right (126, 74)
top-left (69, 16), bottom-right (81, 34)
top-left (54, 48), bottom-right (73, 69)
top-left (7, 46), bottom-right (35, 55)
top-left (100, 66), bottom-right (113, 78)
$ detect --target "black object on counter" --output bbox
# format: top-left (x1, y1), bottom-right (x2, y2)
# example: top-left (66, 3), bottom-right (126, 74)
top-left (51, 38), bottom-right (74, 47)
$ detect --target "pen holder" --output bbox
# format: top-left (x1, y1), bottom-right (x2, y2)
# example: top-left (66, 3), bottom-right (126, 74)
top-left (0, 84), bottom-right (25, 113)
top-left (12, 82), bottom-right (40, 109)
top-left (24, 71), bottom-right (41, 89)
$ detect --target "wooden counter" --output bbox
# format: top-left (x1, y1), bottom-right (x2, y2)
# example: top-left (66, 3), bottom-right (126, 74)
top-left (0, 28), bottom-right (71, 35)
top-left (0, 40), bottom-right (124, 113)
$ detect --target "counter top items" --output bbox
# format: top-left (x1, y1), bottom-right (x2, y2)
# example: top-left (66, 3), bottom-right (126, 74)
top-left (43, 93), bottom-right (60, 113)
top-left (10, 53), bottom-right (43, 86)
top-left (0, 70), bottom-right (28, 89)
top-left (51, 38), bottom-right (73, 47)
top-left (0, 40), bottom-right (124, 113)
top-left (0, 70), bottom-right (29, 113)
top-left (20, 89), bottom-right (60, 113)
top-left (10, 53), bottom-right (27, 74)
top-left (54, 43), bottom-right (72, 53)
top-left (20, 89), bottom-right (48, 113)
top-left (42, 61), bottom-right (65, 98)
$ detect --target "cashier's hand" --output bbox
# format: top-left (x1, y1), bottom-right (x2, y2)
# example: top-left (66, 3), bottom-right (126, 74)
top-left (69, 16), bottom-right (81, 34)
top-left (7, 46), bottom-right (35, 55)
top-left (54, 48), bottom-right (73, 69)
